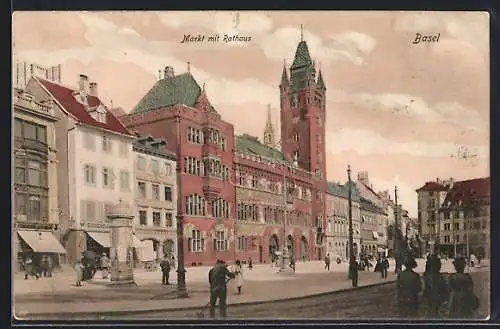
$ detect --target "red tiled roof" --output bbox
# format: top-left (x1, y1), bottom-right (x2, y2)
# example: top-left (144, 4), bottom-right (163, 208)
top-left (415, 181), bottom-right (448, 192)
top-left (443, 177), bottom-right (490, 207)
top-left (36, 78), bottom-right (131, 136)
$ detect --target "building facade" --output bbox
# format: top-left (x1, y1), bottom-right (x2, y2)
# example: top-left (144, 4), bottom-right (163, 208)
top-left (234, 134), bottom-right (319, 264)
top-left (359, 197), bottom-right (385, 256)
top-left (13, 88), bottom-right (66, 271)
top-left (415, 178), bottom-right (452, 254)
top-left (436, 177), bottom-right (490, 258)
top-left (121, 38), bottom-right (328, 266)
top-left (133, 135), bottom-right (178, 262)
top-left (121, 66), bottom-right (237, 266)
top-left (26, 74), bottom-right (136, 264)
top-left (326, 182), bottom-right (361, 261)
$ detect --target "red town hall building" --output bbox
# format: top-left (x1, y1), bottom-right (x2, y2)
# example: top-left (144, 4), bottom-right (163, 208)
top-left (121, 39), bottom-right (328, 266)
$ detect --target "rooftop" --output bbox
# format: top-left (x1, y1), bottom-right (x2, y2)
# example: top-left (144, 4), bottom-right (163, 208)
top-left (442, 177), bottom-right (490, 207)
top-left (415, 181), bottom-right (448, 193)
top-left (35, 78), bottom-right (131, 136)
top-left (327, 181), bottom-right (360, 201)
top-left (130, 72), bottom-right (215, 114)
top-left (236, 134), bottom-right (288, 163)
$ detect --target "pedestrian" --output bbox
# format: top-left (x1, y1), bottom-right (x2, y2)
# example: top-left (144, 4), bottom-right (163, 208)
top-left (46, 255), bottom-right (53, 278)
top-left (396, 256), bottom-right (421, 318)
top-left (324, 254), bottom-right (331, 271)
top-left (423, 255), bottom-right (448, 318)
top-left (469, 253), bottom-right (476, 268)
top-left (477, 254), bottom-right (482, 266)
top-left (171, 255), bottom-right (176, 270)
top-left (100, 252), bottom-right (110, 279)
top-left (40, 255), bottom-right (49, 277)
top-left (289, 256), bottom-right (296, 272)
top-left (160, 257), bottom-right (171, 285)
top-left (375, 256), bottom-right (381, 273)
top-left (74, 259), bottom-right (84, 287)
top-left (24, 256), bottom-right (39, 280)
top-left (208, 260), bottom-right (236, 318)
top-left (232, 260), bottom-right (244, 295)
top-left (448, 256), bottom-right (479, 318)
top-left (248, 257), bottom-right (253, 270)
top-left (348, 256), bottom-right (359, 287)
top-left (381, 256), bottom-right (389, 279)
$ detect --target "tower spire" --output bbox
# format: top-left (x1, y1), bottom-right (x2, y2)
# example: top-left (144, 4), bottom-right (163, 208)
top-left (300, 24), bottom-right (304, 42)
top-left (280, 59), bottom-right (289, 87)
top-left (263, 104), bottom-right (275, 147)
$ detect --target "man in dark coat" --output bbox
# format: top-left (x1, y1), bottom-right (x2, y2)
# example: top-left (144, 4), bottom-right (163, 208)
top-left (160, 257), bottom-right (171, 285)
top-left (397, 256), bottom-right (421, 318)
top-left (208, 260), bottom-right (235, 318)
top-left (348, 256), bottom-right (359, 287)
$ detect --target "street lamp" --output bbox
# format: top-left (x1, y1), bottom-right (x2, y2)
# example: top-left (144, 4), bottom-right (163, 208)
top-left (394, 186), bottom-right (401, 273)
top-left (175, 115), bottom-right (188, 298)
top-left (347, 165), bottom-right (354, 264)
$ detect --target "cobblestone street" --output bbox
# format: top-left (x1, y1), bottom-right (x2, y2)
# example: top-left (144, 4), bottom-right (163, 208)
top-left (106, 270), bottom-right (490, 321)
top-left (14, 259), bottom-right (489, 320)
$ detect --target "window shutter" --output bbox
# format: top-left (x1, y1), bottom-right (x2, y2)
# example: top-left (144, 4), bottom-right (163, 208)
top-left (188, 238), bottom-right (192, 252)
top-left (214, 238), bottom-right (217, 251)
top-left (201, 232), bottom-right (205, 251)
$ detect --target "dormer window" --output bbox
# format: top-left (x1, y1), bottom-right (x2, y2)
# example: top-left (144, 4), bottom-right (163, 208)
top-left (90, 105), bottom-right (107, 124)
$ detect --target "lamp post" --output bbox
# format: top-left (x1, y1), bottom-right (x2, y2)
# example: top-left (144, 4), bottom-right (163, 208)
top-left (175, 115), bottom-right (188, 298)
top-left (394, 186), bottom-right (400, 273)
top-left (347, 165), bottom-right (354, 264)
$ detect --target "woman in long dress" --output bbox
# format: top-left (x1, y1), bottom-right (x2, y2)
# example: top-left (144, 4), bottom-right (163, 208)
top-left (232, 260), bottom-right (244, 295)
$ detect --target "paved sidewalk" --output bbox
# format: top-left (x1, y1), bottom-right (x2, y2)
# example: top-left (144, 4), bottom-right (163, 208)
top-left (15, 270), bottom-right (398, 318)
top-left (14, 258), bottom-right (489, 318)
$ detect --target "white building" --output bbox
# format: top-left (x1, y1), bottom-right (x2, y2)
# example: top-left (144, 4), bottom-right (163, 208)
top-left (26, 74), bottom-right (136, 263)
top-left (326, 182), bottom-right (361, 261)
top-left (132, 135), bottom-right (178, 264)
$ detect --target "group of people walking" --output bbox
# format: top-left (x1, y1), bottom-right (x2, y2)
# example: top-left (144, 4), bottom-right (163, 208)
top-left (23, 254), bottom-right (54, 280)
top-left (397, 254), bottom-right (479, 318)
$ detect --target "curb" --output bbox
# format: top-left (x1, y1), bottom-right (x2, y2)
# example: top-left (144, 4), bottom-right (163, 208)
top-left (17, 279), bottom-right (397, 319)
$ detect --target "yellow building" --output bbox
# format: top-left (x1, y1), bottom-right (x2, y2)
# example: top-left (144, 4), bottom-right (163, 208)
top-left (13, 89), bottom-right (66, 271)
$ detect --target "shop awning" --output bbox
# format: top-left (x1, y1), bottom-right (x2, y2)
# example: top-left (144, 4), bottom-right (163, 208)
top-left (17, 230), bottom-right (66, 254)
top-left (86, 231), bottom-right (111, 248)
top-left (372, 231), bottom-right (379, 239)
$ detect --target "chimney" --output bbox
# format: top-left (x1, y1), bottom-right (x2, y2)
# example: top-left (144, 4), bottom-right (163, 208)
top-left (78, 74), bottom-right (89, 94)
top-left (357, 171), bottom-right (369, 186)
top-left (89, 82), bottom-right (98, 97)
top-left (164, 66), bottom-right (175, 79)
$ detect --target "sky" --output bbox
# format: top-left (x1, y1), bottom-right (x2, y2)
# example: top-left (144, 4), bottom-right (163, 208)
top-left (12, 11), bottom-right (490, 217)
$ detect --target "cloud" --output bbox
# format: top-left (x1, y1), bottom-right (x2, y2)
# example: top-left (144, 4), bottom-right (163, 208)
top-left (159, 11), bottom-right (273, 34)
top-left (394, 12), bottom-right (489, 55)
top-left (14, 13), bottom-right (278, 109)
top-left (329, 90), bottom-right (488, 132)
top-left (368, 176), bottom-right (418, 217)
top-left (326, 127), bottom-right (488, 159)
top-left (260, 27), bottom-right (376, 66)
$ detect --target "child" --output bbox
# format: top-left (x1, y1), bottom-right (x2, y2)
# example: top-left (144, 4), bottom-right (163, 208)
top-left (74, 260), bottom-right (83, 287)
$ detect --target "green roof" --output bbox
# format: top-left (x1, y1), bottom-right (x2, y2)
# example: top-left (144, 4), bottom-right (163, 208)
top-left (236, 134), bottom-right (288, 162)
top-left (290, 41), bottom-right (313, 70)
top-left (131, 73), bottom-right (216, 114)
top-left (327, 181), bottom-right (360, 201)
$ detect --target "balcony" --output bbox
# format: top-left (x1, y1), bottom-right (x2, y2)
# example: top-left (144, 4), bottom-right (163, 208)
top-left (15, 137), bottom-right (49, 154)
top-left (14, 93), bottom-right (55, 117)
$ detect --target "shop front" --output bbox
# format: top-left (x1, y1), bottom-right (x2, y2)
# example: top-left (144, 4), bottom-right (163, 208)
top-left (16, 229), bottom-right (67, 272)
